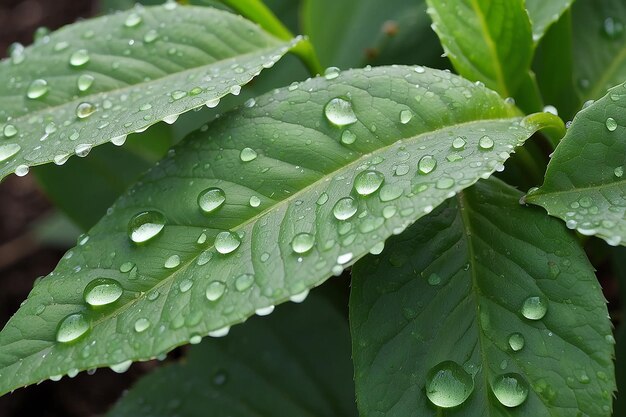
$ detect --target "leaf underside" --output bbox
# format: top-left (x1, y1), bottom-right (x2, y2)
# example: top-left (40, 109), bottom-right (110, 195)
top-left (0, 66), bottom-right (559, 395)
top-left (0, 4), bottom-right (298, 180)
top-left (525, 0), bottom-right (575, 43)
top-left (108, 294), bottom-right (357, 417)
top-left (528, 81), bottom-right (626, 247)
top-left (351, 178), bottom-right (615, 417)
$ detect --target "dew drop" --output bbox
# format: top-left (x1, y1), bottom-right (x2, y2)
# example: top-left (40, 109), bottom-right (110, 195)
top-left (76, 102), bottom-right (96, 119)
top-left (324, 97), bottom-right (357, 126)
top-left (508, 333), bottom-right (525, 351)
top-left (3, 124), bottom-right (18, 138)
top-left (418, 155), bottom-right (437, 174)
top-left (128, 211), bottom-right (166, 243)
top-left (198, 187), bottom-right (226, 214)
top-left (324, 66), bottom-right (340, 80)
top-left (26, 79), bottom-right (49, 99)
top-left (0, 143), bottom-right (21, 162)
top-left (479, 135), bottom-right (494, 150)
top-left (235, 273), bottom-right (254, 291)
top-left (143, 29), bottom-right (159, 43)
top-left (291, 232), bottom-right (315, 254)
top-left (491, 373), bottom-right (529, 407)
top-left (240, 147), bottom-right (257, 162)
top-left (56, 313), bottom-right (90, 343)
top-left (606, 117), bottom-right (618, 131)
top-left (69, 49), bottom-right (90, 67)
top-left (171, 90), bottom-right (187, 100)
top-left (333, 197), bottom-right (358, 220)
top-left (110, 360), bottom-right (132, 374)
top-left (521, 296), bottom-right (548, 320)
top-left (425, 361), bottom-right (474, 408)
top-left (75, 143), bottom-right (93, 157)
top-left (289, 289), bottom-right (309, 303)
top-left (134, 318), bottom-right (150, 333)
top-left (164, 254), bottom-right (181, 269)
top-left (84, 278), bottom-right (123, 306)
top-left (255, 305), bottom-right (275, 316)
top-left (15, 164), bottom-right (29, 177)
top-left (214, 231), bottom-right (241, 254)
top-left (341, 130), bottom-right (356, 145)
top-left (615, 166), bottom-right (624, 178)
top-left (354, 170), bottom-right (384, 195)
top-left (205, 281), bottom-right (226, 301)
top-left (124, 13), bottom-right (142, 27)
top-left (249, 195), bottom-right (261, 208)
top-left (77, 74), bottom-right (95, 92)
top-left (178, 279), bottom-right (193, 293)
top-left (400, 109), bottom-right (413, 124)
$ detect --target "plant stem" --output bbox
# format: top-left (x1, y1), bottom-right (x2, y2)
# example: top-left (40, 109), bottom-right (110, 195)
top-left (218, 0), bottom-right (323, 76)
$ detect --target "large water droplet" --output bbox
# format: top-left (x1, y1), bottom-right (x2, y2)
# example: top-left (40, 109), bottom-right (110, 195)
top-left (70, 49), bottom-right (90, 67)
top-left (56, 313), bottom-right (90, 343)
top-left (291, 232), bottom-right (315, 254)
top-left (491, 373), bottom-right (529, 407)
top-left (240, 147), bottom-right (257, 162)
top-left (214, 231), bottom-right (241, 254)
top-left (508, 333), bottom-right (525, 351)
top-left (134, 318), bottom-right (150, 333)
top-left (198, 187), bottom-right (226, 214)
top-left (0, 143), bottom-right (21, 162)
top-left (249, 195), bottom-right (261, 208)
top-left (206, 281), bottom-right (226, 301)
top-left (324, 97), bottom-right (357, 126)
top-left (164, 254), bottom-right (181, 269)
top-left (606, 117), bottom-right (618, 132)
top-left (26, 79), bottom-right (49, 99)
top-left (128, 211), bottom-right (166, 243)
top-left (84, 278), bottom-right (123, 306)
top-left (77, 74), bottom-right (95, 92)
top-left (333, 197), bottom-right (358, 220)
top-left (144, 29), bottom-right (159, 43)
top-left (418, 155), bottom-right (437, 174)
top-left (521, 296), bottom-right (547, 320)
top-left (76, 102), bottom-right (96, 119)
top-left (452, 136), bottom-right (466, 149)
top-left (400, 109), bottom-right (413, 124)
top-left (479, 135), bottom-right (494, 150)
top-left (3, 124), bottom-right (18, 138)
top-left (354, 170), bottom-right (384, 195)
top-left (425, 361), bottom-right (474, 408)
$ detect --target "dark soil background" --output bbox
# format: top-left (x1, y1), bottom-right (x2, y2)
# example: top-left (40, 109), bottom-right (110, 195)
top-left (0, 1), bottom-right (622, 416)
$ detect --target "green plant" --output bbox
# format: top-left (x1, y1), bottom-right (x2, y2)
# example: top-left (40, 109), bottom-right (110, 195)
top-left (0, 0), bottom-right (624, 415)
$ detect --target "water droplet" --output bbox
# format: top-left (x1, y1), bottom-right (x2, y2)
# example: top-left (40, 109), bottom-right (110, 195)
top-left (128, 211), bottom-right (166, 243)
top-left (425, 361), bottom-right (474, 408)
top-left (379, 184), bottom-right (403, 202)
top-left (249, 195), bottom-right (261, 208)
top-left (606, 117), bottom-right (618, 131)
top-left (76, 102), bottom-right (96, 119)
top-left (479, 135), bottom-right (494, 150)
top-left (3, 124), bottom-right (18, 138)
top-left (452, 137), bottom-right (466, 149)
top-left (255, 305), bottom-right (274, 316)
top-left (615, 166), bottom-right (624, 178)
top-left (324, 66), bottom-right (340, 80)
top-left (354, 170), bottom-right (384, 195)
top-left (214, 231), bottom-right (241, 254)
top-left (15, 164), bottom-right (29, 177)
top-left (198, 187), bottom-right (226, 214)
top-left (521, 296), bottom-right (547, 320)
top-left (333, 197), bottom-right (358, 220)
top-left (56, 313), bottom-right (90, 343)
top-left (125, 13), bottom-right (142, 27)
top-left (341, 130), bottom-right (356, 145)
top-left (240, 147), bottom-right (257, 162)
top-left (290, 289), bottom-right (309, 303)
top-left (26, 79), bottom-right (49, 99)
top-left (235, 273), bottom-right (254, 291)
top-left (70, 49), bottom-right (90, 67)
top-left (77, 74), bottom-right (95, 92)
top-left (414, 65), bottom-right (425, 73)
top-left (602, 17), bottom-right (624, 39)
top-left (54, 41), bottom-right (69, 52)
top-left (291, 232), bottom-right (315, 254)
top-left (428, 273), bottom-right (441, 285)
top-left (324, 98), bottom-right (357, 126)
top-left (84, 278), bottom-right (123, 306)
top-left (400, 109), bottom-right (413, 124)
top-left (206, 281), bottom-right (226, 301)
top-left (171, 90), bottom-right (187, 100)
top-left (418, 155), bottom-right (437, 174)
top-left (111, 135), bottom-right (128, 146)
top-left (491, 373), bottom-right (529, 407)
top-left (0, 143), bottom-right (21, 162)
top-left (164, 255), bottom-right (181, 269)
top-left (134, 318), bottom-right (150, 333)
top-left (179, 279), bottom-right (193, 293)
top-left (120, 262), bottom-right (134, 273)
top-left (110, 360), bottom-right (132, 374)
top-left (337, 252), bottom-right (353, 264)
top-left (508, 333), bottom-right (525, 351)
top-left (143, 29), bottom-right (159, 43)
top-left (436, 177), bottom-right (455, 189)
top-left (75, 143), bottom-right (93, 157)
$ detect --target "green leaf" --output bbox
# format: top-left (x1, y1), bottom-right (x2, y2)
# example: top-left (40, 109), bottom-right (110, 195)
top-left (302, 0), bottom-right (444, 69)
top-left (350, 178), bottom-right (615, 417)
top-left (0, 3), bottom-right (300, 180)
top-left (426, 0), bottom-right (534, 98)
top-left (525, 0), bottom-right (575, 43)
top-left (526, 81), bottom-right (626, 247)
top-left (108, 293), bottom-right (357, 417)
top-left (572, 0), bottom-right (626, 102)
top-left (0, 66), bottom-right (560, 395)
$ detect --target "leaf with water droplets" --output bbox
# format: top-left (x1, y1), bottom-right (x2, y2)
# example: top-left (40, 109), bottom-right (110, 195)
top-left (527, 81), bottom-right (626, 247)
top-left (0, 66), bottom-right (560, 395)
top-left (107, 295), bottom-right (357, 417)
top-left (0, 4), bottom-right (301, 180)
top-left (351, 178), bottom-right (615, 417)
top-left (426, 0), bottom-right (533, 98)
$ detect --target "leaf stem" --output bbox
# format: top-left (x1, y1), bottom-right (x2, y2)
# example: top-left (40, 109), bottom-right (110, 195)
top-left (217, 0), bottom-right (323, 76)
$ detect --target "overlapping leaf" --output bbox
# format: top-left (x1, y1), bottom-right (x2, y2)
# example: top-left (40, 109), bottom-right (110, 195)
top-left (527, 81), bottom-right (626, 246)
top-left (426, 0), bottom-right (533, 98)
top-left (351, 178), bottom-right (615, 417)
top-left (108, 294), bottom-right (357, 417)
top-left (0, 4), bottom-right (299, 180)
top-left (525, 0), bottom-right (575, 43)
top-left (0, 66), bottom-right (561, 395)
